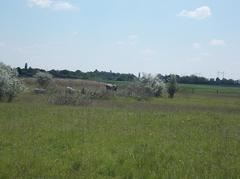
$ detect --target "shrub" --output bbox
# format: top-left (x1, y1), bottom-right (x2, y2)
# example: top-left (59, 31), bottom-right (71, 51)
top-left (48, 89), bottom-right (91, 106)
top-left (167, 75), bottom-right (177, 98)
top-left (119, 83), bottom-right (153, 99)
top-left (140, 73), bottom-right (165, 97)
top-left (34, 72), bottom-right (53, 88)
top-left (117, 74), bottom-right (165, 100)
top-left (48, 87), bottom-right (113, 106)
top-left (0, 62), bottom-right (25, 102)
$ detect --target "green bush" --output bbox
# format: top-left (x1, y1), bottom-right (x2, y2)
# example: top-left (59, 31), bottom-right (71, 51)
top-left (167, 75), bottom-right (177, 98)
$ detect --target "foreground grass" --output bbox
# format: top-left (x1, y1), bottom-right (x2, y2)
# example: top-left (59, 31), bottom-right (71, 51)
top-left (0, 92), bottom-right (240, 178)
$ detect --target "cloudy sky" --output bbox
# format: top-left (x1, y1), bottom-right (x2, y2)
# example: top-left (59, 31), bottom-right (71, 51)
top-left (0, 0), bottom-right (240, 79)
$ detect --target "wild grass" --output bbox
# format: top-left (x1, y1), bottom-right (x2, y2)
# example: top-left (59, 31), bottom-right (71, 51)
top-left (0, 80), bottom-right (240, 178)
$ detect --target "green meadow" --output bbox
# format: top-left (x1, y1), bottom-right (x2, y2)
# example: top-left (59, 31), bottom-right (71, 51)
top-left (0, 81), bottom-right (240, 178)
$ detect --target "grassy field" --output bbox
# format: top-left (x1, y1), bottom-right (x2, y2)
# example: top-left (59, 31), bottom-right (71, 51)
top-left (179, 83), bottom-right (240, 95)
top-left (0, 79), bottom-right (240, 178)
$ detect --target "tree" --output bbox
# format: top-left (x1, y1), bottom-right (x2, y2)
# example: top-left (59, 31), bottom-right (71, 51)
top-left (34, 71), bottom-right (53, 88)
top-left (25, 63), bottom-right (28, 69)
top-left (216, 77), bottom-right (221, 85)
top-left (167, 75), bottom-right (177, 98)
top-left (0, 62), bottom-right (25, 102)
top-left (140, 73), bottom-right (165, 97)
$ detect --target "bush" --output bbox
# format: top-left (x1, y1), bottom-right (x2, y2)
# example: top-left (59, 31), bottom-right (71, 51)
top-left (117, 74), bottom-right (165, 100)
top-left (118, 83), bottom-right (153, 99)
top-left (34, 72), bottom-right (53, 88)
top-left (140, 73), bottom-right (165, 97)
top-left (167, 75), bottom-right (177, 98)
top-left (48, 89), bottom-right (91, 106)
top-left (48, 87), bottom-right (113, 106)
top-left (0, 62), bottom-right (25, 102)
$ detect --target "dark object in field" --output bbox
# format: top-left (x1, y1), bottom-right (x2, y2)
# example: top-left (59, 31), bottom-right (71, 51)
top-left (81, 88), bottom-right (86, 94)
top-left (33, 88), bottom-right (47, 94)
top-left (106, 84), bottom-right (118, 91)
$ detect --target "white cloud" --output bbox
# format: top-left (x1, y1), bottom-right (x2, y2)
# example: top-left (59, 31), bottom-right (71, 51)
top-left (52, 1), bottom-right (78, 11)
top-left (72, 31), bottom-right (79, 36)
top-left (193, 42), bottom-right (201, 49)
top-left (115, 41), bottom-right (126, 46)
top-left (128, 34), bottom-right (138, 47)
top-left (28, 0), bottom-right (78, 11)
top-left (141, 48), bottom-right (156, 56)
top-left (115, 34), bottom-right (139, 48)
top-left (178, 6), bottom-right (212, 20)
top-left (209, 39), bottom-right (226, 46)
top-left (128, 34), bottom-right (138, 40)
top-left (28, 0), bottom-right (52, 8)
top-left (129, 40), bottom-right (137, 47)
top-left (188, 57), bottom-right (203, 63)
top-left (201, 52), bottom-right (211, 57)
top-left (0, 42), bottom-right (5, 47)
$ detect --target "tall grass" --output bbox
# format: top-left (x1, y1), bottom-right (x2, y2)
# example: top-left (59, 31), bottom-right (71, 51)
top-left (0, 88), bottom-right (239, 178)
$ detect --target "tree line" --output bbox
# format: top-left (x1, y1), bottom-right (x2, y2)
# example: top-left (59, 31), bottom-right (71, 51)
top-left (16, 65), bottom-right (240, 87)
top-left (158, 74), bottom-right (240, 87)
top-left (17, 67), bottom-right (136, 82)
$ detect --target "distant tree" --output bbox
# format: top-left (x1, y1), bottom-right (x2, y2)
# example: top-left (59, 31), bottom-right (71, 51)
top-left (34, 71), bottom-right (53, 88)
top-left (209, 78), bottom-right (215, 85)
top-left (16, 67), bottom-right (22, 75)
top-left (216, 77), bottom-right (221, 85)
top-left (0, 62), bottom-right (25, 102)
top-left (167, 75), bottom-right (177, 98)
top-left (25, 63), bottom-right (28, 69)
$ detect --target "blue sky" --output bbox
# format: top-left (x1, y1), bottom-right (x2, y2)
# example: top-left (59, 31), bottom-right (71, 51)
top-left (0, 0), bottom-right (240, 79)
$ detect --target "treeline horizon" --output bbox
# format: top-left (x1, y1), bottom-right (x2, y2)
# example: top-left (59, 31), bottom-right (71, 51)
top-left (16, 65), bottom-right (240, 87)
